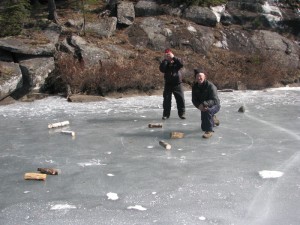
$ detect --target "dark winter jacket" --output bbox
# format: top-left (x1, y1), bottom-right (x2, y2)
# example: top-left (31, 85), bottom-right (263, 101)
top-left (192, 80), bottom-right (220, 108)
top-left (159, 57), bottom-right (183, 86)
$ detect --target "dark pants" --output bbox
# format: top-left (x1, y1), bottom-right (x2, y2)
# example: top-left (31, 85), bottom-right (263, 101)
top-left (163, 84), bottom-right (185, 117)
top-left (201, 105), bottom-right (220, 132)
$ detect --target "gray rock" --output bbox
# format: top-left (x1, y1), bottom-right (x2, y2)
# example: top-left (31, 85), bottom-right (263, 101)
top-left (117, 1), bottom-right (135, 26)
top-left (135, 0), bottom-right (164, 17)
top-left (0, 37), bottom-right (55, 56)
top-left (69, 35), bottom-right (111, 67)
top-left (183, 6), bottom-right (218, 27)
top-left (19, 57), bottom-right (55, 91)
top-left (251, 30), bottom-right (300, 69)
top-left (85, 17), bottom-right (117, 38)
top-left (42, 22), bottom-right (62, 44)
top-left (0, 61), bottom-right (22, 100)
top-left (65, 19), bottom-right (84, 28)
top-left (128, 17), bottom-right (215, 53)
top-left (238, 105), bottom-right (245, 113)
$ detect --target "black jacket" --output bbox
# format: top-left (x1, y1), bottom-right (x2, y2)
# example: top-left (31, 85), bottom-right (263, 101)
top-left (192, 80), bottom-right (220, 108)
top-left (159, 57), bottom-right (183, 85)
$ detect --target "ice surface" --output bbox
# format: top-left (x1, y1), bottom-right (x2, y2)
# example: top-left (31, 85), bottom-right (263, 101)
top-left (0, 88), bottom-right (300, 225)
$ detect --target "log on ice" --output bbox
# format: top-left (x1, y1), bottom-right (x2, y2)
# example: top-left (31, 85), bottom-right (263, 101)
top-left (24, 173), bottom-right (47, 181)
top-left (48, 121), bottom-right (70, 129)
top-left (61, 130), bottom-right (76, 137)
top-left (159, 140), bottom-right (171, 150)
top-left (37, 168), bottom-right (59, 175)
top-left (170, 132), bottom-right (185, 139)
top-left (148, 123), bottom-right (163, 128)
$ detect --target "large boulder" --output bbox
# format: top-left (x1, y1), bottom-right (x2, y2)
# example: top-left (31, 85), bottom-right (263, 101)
top-left (251, 30), bottom-right (300, 69)
top-left (85, 17), bottom-right (117, 38)
top-left (0, 61), bottom-right (22, 100)
top-left (68, 35), bottom-right (111, 67)
top-left (42, 22), bottom-right (62, 44)
top-left (19, 57), bottom-right (55, 91)
top-left (135, 0), bottom-right (164, 17)
top-left (117, 1), bottom-right (135, 26)
top-left (127, 17), bottom-right (215, 54)
top-left (127, 17), bottom-right (167, 51)
top-left (0, 36), bottom-right (55, 56)
top-left (183, 6), bottom-right (218, 27)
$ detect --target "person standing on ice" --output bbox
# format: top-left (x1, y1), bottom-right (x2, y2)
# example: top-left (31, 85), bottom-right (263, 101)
top-left (159, 48), bottom-right (186, 120)
top-left (192, 68), bottom-right (220, 139)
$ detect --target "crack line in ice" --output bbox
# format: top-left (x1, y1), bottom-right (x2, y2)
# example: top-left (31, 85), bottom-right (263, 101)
top-left (245, 114), bottom-right (300, 141)
top-left (246, 151), bottom-right (300, 224)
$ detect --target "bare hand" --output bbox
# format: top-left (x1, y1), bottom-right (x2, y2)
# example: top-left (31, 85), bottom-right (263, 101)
top-left (199, 104), bottom-right (208, 111)
top-left (165, 52), bottom-right (174, 61)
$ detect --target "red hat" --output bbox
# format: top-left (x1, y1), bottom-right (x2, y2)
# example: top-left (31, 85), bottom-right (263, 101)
top-left (164, 48), bottom-right (172, 54)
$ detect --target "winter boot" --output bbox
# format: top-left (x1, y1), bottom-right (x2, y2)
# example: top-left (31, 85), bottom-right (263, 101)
top-left (213, 115), bottom-right (220, 126)
top-left (202, 131), bottom-right (213, 139)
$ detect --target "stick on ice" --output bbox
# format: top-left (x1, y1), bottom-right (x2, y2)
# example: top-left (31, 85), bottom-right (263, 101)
top-left (148, 123), bottom-right (163, 128)
top-left (48, 121), bottom-right (70, 129)
top-left (61, 130), bottom-right (75, 137)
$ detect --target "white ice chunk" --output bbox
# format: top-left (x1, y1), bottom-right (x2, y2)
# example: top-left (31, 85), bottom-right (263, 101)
top-left (199, 216), bottom-right (206, 221)
top-left (50, 204), bottom-right (76, 210)
top-left (107, 192), bottom-right (119, 200)
top-left (127, 205), bottom-right (147, 211)
top-left (107, 173), bottom-right (115, 176)
top-left (258, 170), bottom-right (284, 179)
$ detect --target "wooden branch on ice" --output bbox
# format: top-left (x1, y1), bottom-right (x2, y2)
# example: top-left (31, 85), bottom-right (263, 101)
top-left (24, 173), bottom-right (47, 181)
top-left (37, 168), bottom-right (59, 175)
top-left (170, 132), bottom-right (185, 139)
top-left (159, 140), bottom-right (171, 150)
top-left (148, 123), bottom-right (163, 128)
top-left (48, 121), bottom-right (70, 129)
top-left (61, 130), bottom-right (75, 137)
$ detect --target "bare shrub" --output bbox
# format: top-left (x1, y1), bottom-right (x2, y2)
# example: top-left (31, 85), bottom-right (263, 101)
top-left (53, 52), bottom-right (163, 96)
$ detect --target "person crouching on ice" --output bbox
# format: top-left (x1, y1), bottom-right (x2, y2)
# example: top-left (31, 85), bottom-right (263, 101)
top-left (192, 68), bottom-right (220, 139)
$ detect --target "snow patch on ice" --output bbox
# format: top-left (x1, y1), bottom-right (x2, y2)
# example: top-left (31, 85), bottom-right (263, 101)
top-left (78, 159), bottom-right (106, 167)
top-left (199, 216), bottom-right (206, 221)
top-left (107, 173), bottom-right (115, 177)
top-left (258, 170), bottom-right (284, 179)
top-left (127, 205), bottom-right (147, 211)
top-left (107, 192), bottom-right (119, 200)
top-left (50, 204), bottom-right (76, 210)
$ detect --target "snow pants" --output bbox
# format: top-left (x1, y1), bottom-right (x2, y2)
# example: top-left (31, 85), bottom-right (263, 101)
top-left (163, 83), bottom-right (185, 117)
top-left (201, 105), bottom-right (220, 132)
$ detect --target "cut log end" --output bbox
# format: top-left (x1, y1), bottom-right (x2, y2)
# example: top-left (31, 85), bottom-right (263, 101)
top-left (37, 168), bottom-right (59, 175)
top-left (170, 132), bottom-right (185, 139)
top-left (159, 140), bottom-right (171, 150)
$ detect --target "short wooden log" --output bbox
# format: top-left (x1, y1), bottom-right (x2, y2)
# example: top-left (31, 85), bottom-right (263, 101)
top-left (61, 130), bottom-right (76, 137)
top-left (159, 140), bottom-right (171, 150)
top-left (148, 123), bottom-right (163, 128)
top-left (37, 168), bottom-right (59, 175)
top-left (24, 173), bottom-right (47, 181)
top-left (48, 121), bottom-right (70, 129)
top-left (170, 132), bottom-right (185, 139)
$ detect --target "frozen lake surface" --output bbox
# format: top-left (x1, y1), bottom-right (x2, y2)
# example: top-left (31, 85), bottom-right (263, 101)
top-left (0, 88), bottom-right (300, 225)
